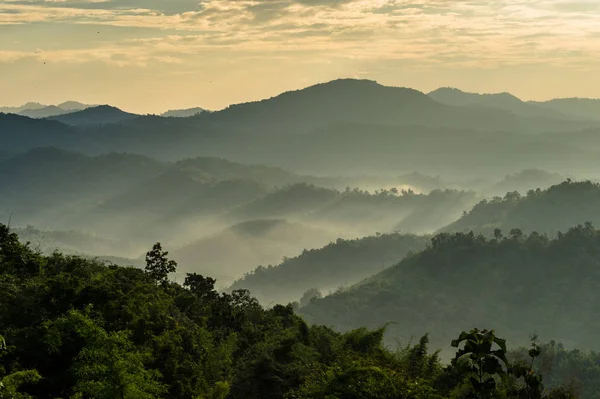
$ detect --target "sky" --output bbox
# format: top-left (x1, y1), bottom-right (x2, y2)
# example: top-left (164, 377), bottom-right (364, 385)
top-left (1, 0), bottom-right (600, 114)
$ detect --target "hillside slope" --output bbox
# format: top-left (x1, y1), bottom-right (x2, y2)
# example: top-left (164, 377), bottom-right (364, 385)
top-left (229, 233), bottom-right (429, 305)
top-left (440, 180), bottom-right (600, 236)
top-left (300, 225), bottom-right (600, 351)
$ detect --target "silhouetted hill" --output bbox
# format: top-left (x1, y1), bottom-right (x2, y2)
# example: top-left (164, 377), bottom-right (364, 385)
top-left (174, 156), bottom-right (303, 186)
top-left (0, 147), bottom-right (166, 230)
top-left (47, 105), bottom-right (138, 126)
top-left (440, 180), bottom-right (600, 236)
top-left (229, 232), bottom-right (429, 305)
top-left (19, 105), bottom-right (73, 118)
top-left (428, 87), bottom-right (563, 118)
top-left (253, 123), bottom-right (600, 178)
top-left (206, 79), bottom-right (592, 134)
top-left (94, 168), bottom-right (269, 242)
top-left (161, 107), bottom-right (206, 117)
top-left (487, 169), bottom-right (565, 197)
top-left (4, 80), bottom-right (600, 178)
top-left (532, 98), bottom-right (600, 121)
top-left (0, 113), bottom-right (80, 152)
top-left (0, 102), bottom-right (46, 113)
top-left (226, 183), bottom-right (478, 235)
top-left (57, 101), bottom-right (93, 111)
top-left (300, 224), bottom-right (600, 351)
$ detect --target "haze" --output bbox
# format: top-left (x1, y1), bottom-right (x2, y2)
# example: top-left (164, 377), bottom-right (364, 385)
top-left (2, 0), bottom-right (600, 113)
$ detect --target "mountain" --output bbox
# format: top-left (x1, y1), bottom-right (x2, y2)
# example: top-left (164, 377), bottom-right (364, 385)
top-left (57, 101), bottom-right (93, 111)
top-left (47, 105), bottom-right (139, 126)
top-left (18, 105), bottom-right (74, 118)
top-left (226, 183), bottom-right (478, 235)
top-left (0, 147), bottom-right (166, 235)
top-left (4, 80), bottom-right (600, 178)
top-left (161, 107), bottom-right (206, 117)
top-left (428, 87), bottom-right (565, 118)
top-left (531, 98), bottom-right (600, 121)
top-left (440, 180), bottom-right (600, 236)
top-left (486, 169), bottom-right (566, 197)
top-left (174, 157), bottom-right (305, 186)
top-left (0, 102), bottom-right (46, 113)
top-left (229, 232), bottom-right (429, 305)
top-left (92, 167), bottom-right (269, 243)
top-left (428, 87), bottom-right (600, 121)
top-left (0, 113), bottom-right (81, 153)
top-left (170, 219), bottom-right (341, 286)
top-left (300, 224), bottom-right (600, 351)
top-left (206, 79), bottom-right (594, 134)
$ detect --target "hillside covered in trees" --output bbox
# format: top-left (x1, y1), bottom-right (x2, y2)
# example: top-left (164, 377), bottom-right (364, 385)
top-left (442, 180), bottom-right (600, 236)
top-left (0, 225), bottom-right (582, 399)
top-left (300, 224), bottom-right (600, 355)
top-left (229, 233), bottom-right (429, 305)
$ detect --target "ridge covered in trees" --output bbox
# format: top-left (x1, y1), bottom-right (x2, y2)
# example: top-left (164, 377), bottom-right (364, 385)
top-left (441, 180), bottom-right (600, 236)
top-left (229, 233), bottom-right (429, 305)
top-left (301, 223), bottom-right (600, 355)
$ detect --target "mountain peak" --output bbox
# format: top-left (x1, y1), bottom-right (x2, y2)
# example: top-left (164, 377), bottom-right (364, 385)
top-left (57, 101), bottom-right (93, 111)
top-left (46, 105), bottom-right (138, 126)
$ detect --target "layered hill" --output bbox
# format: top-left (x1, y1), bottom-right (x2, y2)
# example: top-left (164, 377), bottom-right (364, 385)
top-left (0, 114), bottom-right (80, 152)
top-left (47, 105), bottom-right (138, 126)
top-left (533, 98), bottom-right (600, 121)
top-left (441, 180), bottom-right (600, 236)
top-left (428, 87), bottom-right (563, 118)
top-left (300, 224), bottom-right (600, 351)
top-left (225, 183), bottom-right (478, 235)
top-left (161, 107), bottom-right (206, 117)
top-left (19, 105), bottom-right (74, 118)
top-left (229, 232), bottom-right (429, 305)
top-left (4, 80), bottom-right (600, 174)
top-left (170, 219), bottom-right (341, 286)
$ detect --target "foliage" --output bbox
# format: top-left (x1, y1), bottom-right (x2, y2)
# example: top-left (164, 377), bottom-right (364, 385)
top-left (145, 243), bottom-right (177, 285)
top-left (0, 224), bottom-right (584, 398)
top-left (442, 180), bottom-right (600, 236)
top-left (230, 233), bottom-right (429, 305)
top-left (300, 223), bottom-right (600, 353)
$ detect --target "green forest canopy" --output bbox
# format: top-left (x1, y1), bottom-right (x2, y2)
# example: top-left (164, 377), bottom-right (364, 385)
top-left (0, 223), bottom-right (588, 398)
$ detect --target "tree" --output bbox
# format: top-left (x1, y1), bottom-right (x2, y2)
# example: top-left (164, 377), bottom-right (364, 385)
top-left (451, 329), bottom-right (509, 399)
top-left (184, 273), bottom-right (217, 301)
top-left (71, 330), bottom-right (165, 399)
top-left (0, 333), bottom-right (41, 399)
top-left (145, 243), bottom-right (177, 286)
top-left (299, 288), bottom-right (321, 308)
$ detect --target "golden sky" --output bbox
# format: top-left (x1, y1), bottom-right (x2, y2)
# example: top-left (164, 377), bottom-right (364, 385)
top-left (1, 0), bottom-right (600, 114)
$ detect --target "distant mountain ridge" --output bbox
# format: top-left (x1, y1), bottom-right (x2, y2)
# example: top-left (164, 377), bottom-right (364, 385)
top-left (19, 106), bottom-right (74, 119)
top-left (161, 107), bottom-right (206, 117)
top-left (3, 79), bottom-right (600, 177)
top-left (428, 87), bottom-right (600, 121)
top-left (0, 101), bottom-right (96, 118)
top-left (46, 105), bottom-right (139, 126)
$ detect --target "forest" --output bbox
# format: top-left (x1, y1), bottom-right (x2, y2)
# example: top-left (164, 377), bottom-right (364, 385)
top-left (0, 225), bottom-right (588, 398)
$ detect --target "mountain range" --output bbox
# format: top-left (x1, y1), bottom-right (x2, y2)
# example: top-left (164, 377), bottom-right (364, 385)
top-left (0, 101), bottom-right (95, 118)
top-left (428, 87), bottom-right (600, 121)
top-left (3, 79), bottom-right (600, 180)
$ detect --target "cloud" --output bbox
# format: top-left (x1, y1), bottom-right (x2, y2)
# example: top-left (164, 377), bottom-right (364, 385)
top-left (0, 0), bottom-right (599, 70)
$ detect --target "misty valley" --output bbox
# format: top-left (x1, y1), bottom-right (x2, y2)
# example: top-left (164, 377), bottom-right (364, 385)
top-left (3, 80), bottom-right (600, 398)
